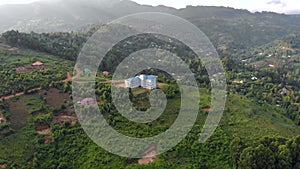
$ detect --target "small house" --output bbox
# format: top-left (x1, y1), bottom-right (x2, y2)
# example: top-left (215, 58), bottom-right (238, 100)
top-left (269, 64), bottom-right (275, 68)
top-left (103, 71), bottom-right (109, 75)
top-left (32, 61), bottom-right (44, 66)
top-left (78, 98), bottom-right (95, 105)
top-left (251, 77), bottom-right (258, 81)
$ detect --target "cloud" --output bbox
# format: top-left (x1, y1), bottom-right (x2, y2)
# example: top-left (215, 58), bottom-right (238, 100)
top-left (266, 0), bottom-right (288, 10)
top-left (267, 0), bottom-right (282, 5)
top-left (285, 9), bottom-right (300, 14)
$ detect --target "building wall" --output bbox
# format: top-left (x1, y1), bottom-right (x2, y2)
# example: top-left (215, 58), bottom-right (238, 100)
top-left (125, 79), bottom-right (141, 88)
top-left (144, 79), bottom-right (157, 89)
top-left (125, 75), bottom-right (157, 89)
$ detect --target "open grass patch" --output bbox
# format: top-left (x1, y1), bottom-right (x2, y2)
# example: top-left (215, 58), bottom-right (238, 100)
top-left (8, 98), bottom-right (29, 131)
top-left (221, 94), bottom-right (300, 143)
top-left (131, 88), bottom-right (149, 96)
top-left (22, 94), bottom-right (45, 114)
top-left (39, 88), bottom-right (71, 109)
top-left (0, 130), bottom-right (35, 167)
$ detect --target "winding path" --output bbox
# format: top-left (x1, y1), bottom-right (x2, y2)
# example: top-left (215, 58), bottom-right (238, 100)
top-left (0, 64), bottom-right (80, 100)
top-left (0, 64), bottom-right (120, 100)
top-left (0, 87), bottom-right (42, 100)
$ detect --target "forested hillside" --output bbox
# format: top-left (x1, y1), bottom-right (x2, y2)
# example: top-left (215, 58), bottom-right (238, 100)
top-left (1, 0), bottom-right (300, 56)
top-left (0, 1), bottom-right (300, 168)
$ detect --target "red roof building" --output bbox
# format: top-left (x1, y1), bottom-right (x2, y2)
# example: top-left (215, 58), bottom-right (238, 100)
top-left (103, 71), bottom-right (109, 75)
top-left (79, 98), bottom-right (95, 105)
top-left (32, 61), bottom-right (44, 66)
top-left (138, 145), bottom-right (157, 165)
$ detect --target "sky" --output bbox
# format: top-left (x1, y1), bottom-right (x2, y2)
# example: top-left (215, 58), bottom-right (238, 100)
top-left (0, 0), bottom-right (300, 14)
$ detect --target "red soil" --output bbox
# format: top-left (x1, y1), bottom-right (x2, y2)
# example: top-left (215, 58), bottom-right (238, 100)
top-left (202, 107), bottom-right (213, 111)
top-left (35, 125), bottom-right (51, 135)
top-left (52, 111), bottom-right (77, 125)
top-left (138, 145), bottom-right (157, 165)
top-left (44, 136), bottom-right (54, 144)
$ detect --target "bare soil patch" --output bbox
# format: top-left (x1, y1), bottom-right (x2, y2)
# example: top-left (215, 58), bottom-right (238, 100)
top-left (0, 43), bottom-right (11, 49)
top-left (62, 72), bottom-right (72, 82)
top-left (111, 80), bottom-right (126, 88)
top-left (8, 47), bottom-right (18, 51)
top-left (44, 136), bottom-right (54, 144)
top-left (0, 164), bottom-right (7, 168)
top-left (9, 99), bottom-right (29, 130)
top-left (138, 156), bottom-right (157, 165)
top-left (40, 88), bottom-right (70, 109)
top-left (52, 111), bottom-right (77, 125)
top-left (0, 112), bottom-right (6, 124)
top-left (202, 107), bottom-right (213, 111)
top-left (266, 61), bottom-right (278, 68)
top-left (157, 83), bottom-right (166, 89)
top-left (16, 65), bottom-right (50, 73)
top-left (0, 86), bottom-right (41, 101)
top-left (35, 125), bottom-right (51, 135)
top-left (138, 145), bottom-right (157, 165)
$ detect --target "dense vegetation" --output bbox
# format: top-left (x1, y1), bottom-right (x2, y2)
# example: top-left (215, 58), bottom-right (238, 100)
top-left (1, 30), bottom-right (87, 61)
top-left (227, 35), bottom-right (300, 125)
top-left (0, 47), bottom-right (72, 96)
top-left (1, 83), bottom-right (299, 168)
top-left (5, 29), bottom-right (297, 126)
top-left (0, 5), bottom-right (300, 168)
top-left (231, 136), bottom-right (300, 169)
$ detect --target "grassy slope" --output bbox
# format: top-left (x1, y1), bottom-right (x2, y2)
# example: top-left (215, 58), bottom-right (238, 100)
top-left (0, 44), bottom-right (70, 66)
top-left (0, 94), bottom-right (46, 166)
top-left (0, 88), bottom-right (299, 168)
top-left (222, 94), bottom-right (300, 141)
top-left (33, 90), bottom-right (300, 168)
top-left (164, 90), bottom-right (300, 168)
top-left (0, 45), bottom-right (74, 167)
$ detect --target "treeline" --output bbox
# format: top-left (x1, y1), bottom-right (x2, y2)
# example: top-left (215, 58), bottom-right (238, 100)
top-left (226, 35), bottom-right (300, 125)
top-left (230, 136), bottom-right (300, 169)
top-left (2, 30), bottom-right (87, 61)
top-left (228, 67), bottom-right (300, 125)
top-left (0, 65), bottom-right (70, 96)
top-left (1, 30), bottom-right (211, 84)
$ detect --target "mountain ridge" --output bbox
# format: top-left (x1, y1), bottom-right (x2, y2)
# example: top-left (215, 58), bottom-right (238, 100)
top-left (2, 0), bottom-right (300, 33)
top-left (2, 0), bottom-right (300, 53)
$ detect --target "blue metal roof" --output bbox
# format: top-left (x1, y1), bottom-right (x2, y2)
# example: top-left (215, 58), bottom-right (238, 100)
top-left (127, 77), bottom-right (141, 81)
top-left (127, 75), bottom-right (157, 81)
top-left (84, 68), bottom-right (91, 73)
top-left (133, 77), bottom-right (141, 81)
top-left (146, 75), bottom-right (157, 80)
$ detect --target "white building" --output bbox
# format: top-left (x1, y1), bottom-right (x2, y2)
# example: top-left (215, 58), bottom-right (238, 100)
top-left (125, 77), bottom-right (141, 89)
top-left (125, 75), bottom-right (157, 89)
top-left (251, 76), bottom-right (258, 81)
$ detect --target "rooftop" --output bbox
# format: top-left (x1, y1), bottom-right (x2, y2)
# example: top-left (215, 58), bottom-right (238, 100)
top-left (32, 61), bottom-right (44, 66)
top-left (126, 75), bottom-right (157, 81)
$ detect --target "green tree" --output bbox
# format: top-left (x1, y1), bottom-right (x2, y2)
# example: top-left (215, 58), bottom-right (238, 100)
top-left (230, 137), bottom-right (244, 168)
top-left (239, 144), bottom-right (275, 169)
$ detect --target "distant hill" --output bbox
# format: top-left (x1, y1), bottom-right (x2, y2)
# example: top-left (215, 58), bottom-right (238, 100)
top-left (2, 0), bottom-right (300, 53)
top-left (0, 0), bottom-right (176, 33)
top-left (176, 6), bottom-right (300, 52)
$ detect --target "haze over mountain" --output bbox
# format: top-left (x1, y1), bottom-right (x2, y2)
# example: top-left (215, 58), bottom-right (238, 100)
top-left (0, 0), bottom-right (176, 33)
top-left (1, 1), bottom-right (300, 168)
top-left (2, 0), bottom-right (300, 52)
